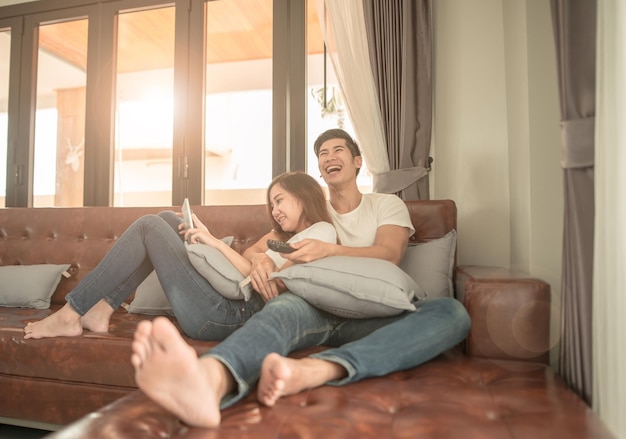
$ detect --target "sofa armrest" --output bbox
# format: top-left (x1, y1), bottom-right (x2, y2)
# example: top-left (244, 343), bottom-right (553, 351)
top-left (455, 265), bottom-right (551, 365)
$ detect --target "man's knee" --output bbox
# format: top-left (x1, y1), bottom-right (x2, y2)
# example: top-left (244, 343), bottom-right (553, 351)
top-left (436, 297), bottom-right (471, 339)
top-left (263, 293), bottom-right (318, 318)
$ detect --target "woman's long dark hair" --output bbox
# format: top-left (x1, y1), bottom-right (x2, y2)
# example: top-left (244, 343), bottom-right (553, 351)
top-left (266, 171), bottom-right (334, 242)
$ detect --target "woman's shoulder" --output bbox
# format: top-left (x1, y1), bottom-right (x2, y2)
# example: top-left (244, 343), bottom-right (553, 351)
top-left (291, 221), bottom-right (336, 243)
top-left (307, 221), bottom-right (336, 234)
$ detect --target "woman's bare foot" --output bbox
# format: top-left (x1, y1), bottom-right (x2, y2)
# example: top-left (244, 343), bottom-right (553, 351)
top-left (24, 303), bottom-right (83, 339)
top-left (257, 353), bottom-right (347, 407)
top-left (131, 317), bottom-right (234, 428)
top-left (80, 299), bottom-right (114, 333)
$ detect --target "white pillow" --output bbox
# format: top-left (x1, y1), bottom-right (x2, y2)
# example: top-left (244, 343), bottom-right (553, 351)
top-left (270, 256), bottom-right (425, 318)
top-left (399, 229), bottom-right (456, 298)
top-left (125, 270), bottom-right (174, 316)
top-left (0, 264), bottom-right (70, 309)
top-left (186, 243), bottom-right (253, 301)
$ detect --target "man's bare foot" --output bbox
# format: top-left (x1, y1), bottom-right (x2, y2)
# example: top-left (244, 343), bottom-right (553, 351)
top-left (80, 299), bottom-right (114, 333)
top-left (131, 317), bottom-right (234, 428)
top-left (24, 303), bottom-right (83, 339)
top-left (257, 353), bottom-right (347, 407)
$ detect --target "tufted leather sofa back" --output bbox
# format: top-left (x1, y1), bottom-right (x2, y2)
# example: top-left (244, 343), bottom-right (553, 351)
top-left (0, 200), bottom-right (456, 306)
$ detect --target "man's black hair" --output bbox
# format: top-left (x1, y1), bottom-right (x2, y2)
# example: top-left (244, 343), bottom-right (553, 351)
top-left (313, 128), bottom-right (362, 158)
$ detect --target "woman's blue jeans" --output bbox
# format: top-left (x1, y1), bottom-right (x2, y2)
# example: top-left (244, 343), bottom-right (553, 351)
top-left (65, 212), bottom-right (265, 340)
top-left (208, 293), bottom-right (471, 408)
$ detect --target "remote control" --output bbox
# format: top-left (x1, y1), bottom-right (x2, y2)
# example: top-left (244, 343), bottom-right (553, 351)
top-left (267, 239), bottom-right (296, 253)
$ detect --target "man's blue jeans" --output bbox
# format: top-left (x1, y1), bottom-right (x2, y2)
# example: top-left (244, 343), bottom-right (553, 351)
top-left (65, 212), bottom-right (265, 340)
top-left (208, 292), bottom-right (471, 408)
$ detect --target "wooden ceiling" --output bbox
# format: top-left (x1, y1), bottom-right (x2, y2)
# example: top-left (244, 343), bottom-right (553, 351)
top-left (37, 0), bottom-right (324, 74)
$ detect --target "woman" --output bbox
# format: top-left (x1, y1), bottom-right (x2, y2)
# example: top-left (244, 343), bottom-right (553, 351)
top-left (24, 171), bottom-right (336, 341)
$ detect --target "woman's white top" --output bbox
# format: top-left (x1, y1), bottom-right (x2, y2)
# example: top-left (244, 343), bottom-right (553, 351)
top-left (266, 221), bottom-right (337, 268)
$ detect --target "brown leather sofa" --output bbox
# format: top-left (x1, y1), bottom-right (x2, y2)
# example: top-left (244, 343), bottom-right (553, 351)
top-left (0, 201), bottom-right (614, 438)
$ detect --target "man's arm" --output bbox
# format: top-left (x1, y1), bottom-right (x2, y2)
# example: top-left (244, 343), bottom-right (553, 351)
top-left (284, 224), bottom-right (410, 266)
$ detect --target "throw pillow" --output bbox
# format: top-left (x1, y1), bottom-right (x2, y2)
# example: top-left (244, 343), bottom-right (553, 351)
top-left (270, 256), bottom-right (425, 319)
top-left (399, 229), bottom-right (457, 299)
top-left (125, 270), bottom-right (174, 316)
top-left (186, 243), bottom-right (253, 301)
top-left (0, 264), bottom-right (71, 309)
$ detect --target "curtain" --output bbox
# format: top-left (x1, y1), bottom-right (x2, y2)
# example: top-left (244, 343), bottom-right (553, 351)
top-left (550, 0), bottom-right (596, 405)
top-left (593, 1), bottom-right (626, 436)
top-left (362, 0), bottom-right (433, 200)
top-left (315, 0), bottom-right (390, 177)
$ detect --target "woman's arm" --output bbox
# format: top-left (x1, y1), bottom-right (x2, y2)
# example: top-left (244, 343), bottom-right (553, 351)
top-left (185, 214), bottom-right (273, 277)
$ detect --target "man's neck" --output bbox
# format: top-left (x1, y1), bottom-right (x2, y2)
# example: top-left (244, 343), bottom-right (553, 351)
top-left (328, 183), bottom-right (363, 214)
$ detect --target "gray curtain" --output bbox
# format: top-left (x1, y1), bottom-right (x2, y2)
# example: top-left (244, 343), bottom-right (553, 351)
top-left (362, 0), bottom-right (432, 200)
top-left (550, 0), bottom-right (596, 405)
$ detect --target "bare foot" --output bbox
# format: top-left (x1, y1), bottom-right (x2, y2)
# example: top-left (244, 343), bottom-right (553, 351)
top-left (24, 303), bottom-right (83, 339)
top-left (257, 353), bottom-right (347, 407)
top-left (80, 299), bottom-right (114, 333)
top-left (131, 317), bottom-right (234, 428)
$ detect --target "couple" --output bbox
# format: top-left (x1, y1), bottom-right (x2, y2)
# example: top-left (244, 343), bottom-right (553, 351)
top-left (25, 128), bottom-right (471, 428)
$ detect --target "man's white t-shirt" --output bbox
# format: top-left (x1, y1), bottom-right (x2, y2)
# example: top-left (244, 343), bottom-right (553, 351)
top-left (327, 193), bottom-right (415, 247)
top-left (266, 221), bottom-right (337, 268)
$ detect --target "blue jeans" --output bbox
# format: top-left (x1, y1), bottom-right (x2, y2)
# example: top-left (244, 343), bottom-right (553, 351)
top-left (208, 293), bottom-right (471, 408)
top-left (65, 211), bottom-right (265, 340)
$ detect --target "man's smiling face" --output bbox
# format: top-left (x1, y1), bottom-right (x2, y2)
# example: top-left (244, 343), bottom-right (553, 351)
top-left (317, 138), bottom-right (363, 185)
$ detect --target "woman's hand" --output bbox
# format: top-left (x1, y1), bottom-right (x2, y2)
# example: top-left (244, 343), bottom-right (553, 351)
top-left (177, 212), bottom-right (208, 231)
top-left (181, 214), bottom-right (222, 246)
top-left (248, 253), bottom-right (283, 301)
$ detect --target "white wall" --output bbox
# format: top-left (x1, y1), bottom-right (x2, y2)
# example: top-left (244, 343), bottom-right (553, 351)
top-left (433, 0), bottom-right (563, 359)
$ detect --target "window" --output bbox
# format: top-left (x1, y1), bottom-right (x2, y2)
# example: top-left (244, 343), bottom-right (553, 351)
top-left (203, 0), bottom-right (273, 204)
top-left (113, 6), bottom-right (175, 206)
top-left (0, 0), bottom-right (369, 207)
top-left (305, 3), bottom-right (371, 193)
top-left (33, 18), bottom-right (88, 207)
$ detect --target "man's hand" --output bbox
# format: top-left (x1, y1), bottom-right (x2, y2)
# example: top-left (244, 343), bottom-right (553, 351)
top-left (280, 239), bottom-right (335, 264)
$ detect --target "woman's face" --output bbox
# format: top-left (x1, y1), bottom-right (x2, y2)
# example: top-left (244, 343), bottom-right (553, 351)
top-left (269, 184), bottom-right (309, 233)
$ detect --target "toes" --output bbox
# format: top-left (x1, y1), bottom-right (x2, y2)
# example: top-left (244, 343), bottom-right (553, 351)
top-left (131, 339), bottom-right (149, 368)
top-left (134, 320), bottom-right (153, 339)
top-left (130, 352), bottom-right (143, 369)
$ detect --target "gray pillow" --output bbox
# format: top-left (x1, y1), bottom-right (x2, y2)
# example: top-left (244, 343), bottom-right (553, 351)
top-left (399, 230), bottom-right (456, 299)
top-left (270, 256), bottom-right (425, 318)
top-left (186, 243), bottom-right (253, 301)
top-left (0, 264), bottom-right (71, 309)
top-left (125, 270), bottom-right (174, 316)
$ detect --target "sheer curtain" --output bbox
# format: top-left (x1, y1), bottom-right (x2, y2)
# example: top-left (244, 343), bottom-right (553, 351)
top-left (593, 1), bottom-right (626, 437)
top-left (315, 0), bottom-right (390, 178)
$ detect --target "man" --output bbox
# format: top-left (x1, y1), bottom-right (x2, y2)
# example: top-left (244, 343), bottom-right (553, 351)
top-left (131, 129), bottom-right (471, 428)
